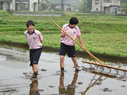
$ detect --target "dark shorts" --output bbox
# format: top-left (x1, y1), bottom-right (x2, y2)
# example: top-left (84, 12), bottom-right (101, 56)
top-left (29, 48), bottom-right (42, 66)
top-left (59, 43), bottom-right (76, 57)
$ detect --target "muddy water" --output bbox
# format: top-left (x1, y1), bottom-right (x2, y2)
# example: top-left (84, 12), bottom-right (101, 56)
top-left (0, 47), bottom-right (127, 95)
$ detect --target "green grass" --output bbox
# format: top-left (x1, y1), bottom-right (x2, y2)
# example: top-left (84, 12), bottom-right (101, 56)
top-left (0, 10), bottom-right (127, 57)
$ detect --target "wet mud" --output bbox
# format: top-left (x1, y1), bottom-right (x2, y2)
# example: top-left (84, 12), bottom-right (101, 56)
top-left (0, 46), bottom-right (127, 95)
top-left (0, 41), bottom-right (127, 63)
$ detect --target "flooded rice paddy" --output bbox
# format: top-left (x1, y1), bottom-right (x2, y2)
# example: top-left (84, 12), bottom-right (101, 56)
top-left (0, 46), bottom-right (127, 95)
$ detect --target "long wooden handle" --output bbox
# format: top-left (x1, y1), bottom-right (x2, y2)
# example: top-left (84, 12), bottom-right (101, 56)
top-left (82, 60), bottom-right (127, 72)
top-left (50, 20), bottom-right (105, 65)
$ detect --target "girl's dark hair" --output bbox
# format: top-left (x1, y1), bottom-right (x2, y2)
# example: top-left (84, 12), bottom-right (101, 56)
top-left (26, 20), bottom-right (35, 27)
top-left (69, 17), bottom-right (78, 24)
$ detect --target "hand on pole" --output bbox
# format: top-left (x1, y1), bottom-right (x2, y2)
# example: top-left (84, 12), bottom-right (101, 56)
top-left (61, 31), bottom-right (66, 37)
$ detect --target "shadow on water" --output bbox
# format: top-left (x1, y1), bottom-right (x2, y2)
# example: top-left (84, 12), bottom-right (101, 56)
top-left (0, 43), bottom-right (127, 95)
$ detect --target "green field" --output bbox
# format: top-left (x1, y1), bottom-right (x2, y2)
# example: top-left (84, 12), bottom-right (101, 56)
top-left (0, 10), bottom-right (127, 57)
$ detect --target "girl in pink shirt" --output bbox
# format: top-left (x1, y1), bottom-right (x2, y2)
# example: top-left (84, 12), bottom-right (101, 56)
top-left (24, 20), bottom-right (43, 78)
top-left (59, 17), bottom-right (86, 72)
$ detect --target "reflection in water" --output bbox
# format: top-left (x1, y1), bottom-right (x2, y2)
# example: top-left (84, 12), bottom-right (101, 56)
top-left (59, 72), bottom-right (78, 95)
top-left (0, 47), bottom-right (29, 62)
top-left (29, 79), bottom-right (40, 95)
top-left (82, 74), bottom-right (104, 95)
top-left (80, 63), bottom-right (127, 95)
top-left (81, 70), bottom-right (126, 95)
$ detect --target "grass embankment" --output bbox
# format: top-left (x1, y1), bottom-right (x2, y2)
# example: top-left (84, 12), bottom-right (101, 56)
top-left (0, 10), bottom-right (127, 57)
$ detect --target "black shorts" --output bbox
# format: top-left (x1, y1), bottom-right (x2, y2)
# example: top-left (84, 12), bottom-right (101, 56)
top-left (59, 43), bottom-right (76, 57)
top-left (29, 48), bottom-right (42, 66)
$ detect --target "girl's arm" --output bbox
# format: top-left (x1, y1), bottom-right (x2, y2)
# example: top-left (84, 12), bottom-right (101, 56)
top-left (77, 35), bottom-right (86, 50)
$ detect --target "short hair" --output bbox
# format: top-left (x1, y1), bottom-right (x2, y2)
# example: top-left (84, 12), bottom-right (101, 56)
top-left (69, 17), bottom-right (79, 24)
top-left (26, 20), bottom-right (35, 27)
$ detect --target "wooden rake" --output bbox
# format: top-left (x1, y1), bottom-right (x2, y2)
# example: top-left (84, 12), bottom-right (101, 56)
top-left (50, 20), bottom-right (127, 75)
